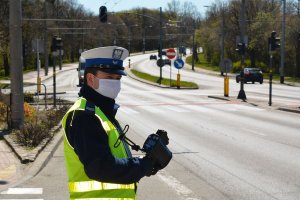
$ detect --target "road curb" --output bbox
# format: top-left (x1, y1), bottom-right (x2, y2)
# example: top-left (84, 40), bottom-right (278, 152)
top-left (277, 107), bottom-right (300, 114)
top-left (208, 95), bottom-right (300, 114)
top-left (125, 67), bottom-right (198, 90)
top-left (0, 128), bottom-right (63, 192)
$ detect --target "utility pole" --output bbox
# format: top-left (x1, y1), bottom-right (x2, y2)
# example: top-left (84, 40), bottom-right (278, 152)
top-left (220, 2), bottom-right (225, 76)
top-left (43, 0), bottom-right (49, 76)
top-left (159, 7), bottom-right (163, 84)
top-left (9, 0), bottom-right (24, 129)
top-left (240, 0), bottom-right (246, 66)
top-left (192, 20), bottom-right (196, 71)
top-left (237, 0), bottom-right (247, 100)
top-left (280, 0), bottom-right (286, 84)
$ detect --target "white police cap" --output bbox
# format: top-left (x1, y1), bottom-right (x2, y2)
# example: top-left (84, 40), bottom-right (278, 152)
top-left (81, 46), bottom-right (129, 76)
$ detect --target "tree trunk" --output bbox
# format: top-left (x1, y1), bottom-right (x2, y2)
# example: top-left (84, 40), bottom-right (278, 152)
top-left (3, 53), bottom-right (9, 76)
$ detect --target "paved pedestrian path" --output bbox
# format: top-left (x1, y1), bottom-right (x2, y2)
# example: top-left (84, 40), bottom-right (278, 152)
top-left (0, 135), bottom-right (18, 191)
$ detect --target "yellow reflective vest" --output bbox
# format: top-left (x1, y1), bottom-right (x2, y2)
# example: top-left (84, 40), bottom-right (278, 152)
top-left (62, 97), bottom-right (136, 200)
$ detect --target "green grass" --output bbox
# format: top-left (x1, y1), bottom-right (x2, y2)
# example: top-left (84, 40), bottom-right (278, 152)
top-left (131, 69), bottom-right (199, 89)
top-left (186, 55), bottom-right (300, 83)
top-left (186, 54), bottom-right (220, 72)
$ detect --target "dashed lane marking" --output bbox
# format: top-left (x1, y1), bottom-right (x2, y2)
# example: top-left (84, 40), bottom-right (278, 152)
top-left (157, 170), bottom-right (201, 200)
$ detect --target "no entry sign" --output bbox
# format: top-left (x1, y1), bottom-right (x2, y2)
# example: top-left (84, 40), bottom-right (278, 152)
top-left (166, 48), bottom-right (176, 59)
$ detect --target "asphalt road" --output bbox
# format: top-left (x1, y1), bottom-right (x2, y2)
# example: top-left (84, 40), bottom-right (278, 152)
top-left (1, 54), bottom-right (300, 200)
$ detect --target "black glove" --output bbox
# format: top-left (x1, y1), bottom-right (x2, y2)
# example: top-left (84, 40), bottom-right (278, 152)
top-left (156, 129), bottom-right (169, 145)
top-left (142, 156), bottom-right (160, 177)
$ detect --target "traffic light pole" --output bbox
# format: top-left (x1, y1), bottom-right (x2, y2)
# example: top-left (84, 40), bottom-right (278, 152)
top-left (237, 55), bottom-right (246, 100)
top-left (269, 53), bottom-right (273, 106)
top-left (159, 7), bottom-right (163, 84)
top-left (237, 0), bottom-right (247, 100)
top-left (53, 55), bottom-right (57, 108)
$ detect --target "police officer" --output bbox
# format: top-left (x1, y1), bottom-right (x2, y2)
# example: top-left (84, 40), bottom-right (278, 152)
top-left (62, 46), bottom-right (160, 200)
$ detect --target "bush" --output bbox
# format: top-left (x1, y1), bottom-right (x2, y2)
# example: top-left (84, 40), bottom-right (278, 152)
top-left (13, 122), bottom-right (50, 148)
top-left (0, 102), bottom-right (7, 122)
top-left (232, 59), bottom-right (268, 73)
top-left (24, 92), bottom-right (34, 103)
top-left (12, 103), bottom-right (70, 148)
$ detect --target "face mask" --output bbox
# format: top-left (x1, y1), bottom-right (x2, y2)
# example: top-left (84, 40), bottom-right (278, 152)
top-left (94, 78), bottom-right (121, 99)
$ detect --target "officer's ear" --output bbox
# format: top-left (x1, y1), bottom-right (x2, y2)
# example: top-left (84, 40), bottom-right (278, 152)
top-left (86, 72), bottom-right (97, 88)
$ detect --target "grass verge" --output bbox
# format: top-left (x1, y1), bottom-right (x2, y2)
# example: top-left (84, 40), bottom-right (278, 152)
top-left (186, 55), bottom-right (300, 83)
top-left (131, 69), bottom-right (198, 89)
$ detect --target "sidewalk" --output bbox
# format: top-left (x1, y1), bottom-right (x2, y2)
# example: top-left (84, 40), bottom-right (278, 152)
top-left (0, 63), bottom-right (76, 192)
top-left (0, 63), bottom-right (77, 85)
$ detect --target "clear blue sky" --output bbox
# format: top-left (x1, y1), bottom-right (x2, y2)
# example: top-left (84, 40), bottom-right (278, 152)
top-left (77, 0), bottom-right (218, 16)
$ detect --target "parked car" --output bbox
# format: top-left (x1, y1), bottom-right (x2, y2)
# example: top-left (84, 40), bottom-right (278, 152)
top-left (150, 54), bottom-right (157, 60)
top-left (77, 56), bottom-right (86, 86)
top-left (236, 68), bottom-right (263, 84)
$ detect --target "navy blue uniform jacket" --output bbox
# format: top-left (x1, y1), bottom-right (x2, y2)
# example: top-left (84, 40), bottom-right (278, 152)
top-left (65, 84), bottom-right (152, 184)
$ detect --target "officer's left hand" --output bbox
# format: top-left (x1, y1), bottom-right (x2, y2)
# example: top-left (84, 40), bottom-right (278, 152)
top-left (156, 129), bottom-right (169, 145)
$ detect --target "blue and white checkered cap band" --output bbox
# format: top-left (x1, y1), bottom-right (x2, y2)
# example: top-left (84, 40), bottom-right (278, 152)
top-left (85, 58), bottom-right (123, 68)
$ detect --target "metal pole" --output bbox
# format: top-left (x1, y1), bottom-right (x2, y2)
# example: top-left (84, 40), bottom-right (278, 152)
top-left (128, 27), bottom-right (131, 55)
top-left (43, 1), bottom-right (49, 76)
top-left (143, 26), bottom-right (145, 54)
top-left (192, 20), bottom-right (195, 71)
top-left (280, 0), bottom-right (286, 84)
top-left (9, 0), bottom-right (24, 129)
top-left (159, 7), bottom-right (163, 84)
top-left (269, 53), bottom-right (273, 106)
top-left (237, 0), bottom-right (247, 100)
top-left (240, 0), bottom-right (246, 66)
top-left (220, 3), bottom-right (225, 76)
top-left (53, 55), bottom-right (56, 108)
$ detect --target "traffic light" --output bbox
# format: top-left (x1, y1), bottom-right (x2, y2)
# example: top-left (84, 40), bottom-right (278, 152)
top-left (235, 42), bottom-right (245, 55)
top-left (51, 36), bottom-right (63, 52)
top-left (99, 6), bottom-right (107, 23)
top-left (298, 32), bottom-right (300, 44)
top-left (269, 31), bottom-right (280, 51)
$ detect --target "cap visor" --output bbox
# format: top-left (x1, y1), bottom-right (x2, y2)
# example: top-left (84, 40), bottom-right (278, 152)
top-left (100, 69), bottom-right (127, 76)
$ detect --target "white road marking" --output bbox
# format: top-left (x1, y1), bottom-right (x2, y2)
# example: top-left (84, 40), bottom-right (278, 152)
top-left (119, 107), bottom-right (139, 114)
top-left (231, 104), bottom-right (265, 111)
top-left (157, 170), bottom-right (201, 200)
top-left (164, 105), bottom-right (189, 112)
top-left (181, 105), bottom-right (215, 113)
top-left (1, 188), bottom-right (43, 195)
top-left (139, 105), bottom-right (165, 113)
top-left (242, 128), bottom-right (267, 137)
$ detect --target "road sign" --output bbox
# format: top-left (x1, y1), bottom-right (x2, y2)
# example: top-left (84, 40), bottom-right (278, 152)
top-left (166, 48), bottom-right (176, 59)
top-left (174, 58), bottom-right (184, 69)
top-left (32, 39), bottom-right (44, 53)
top-left (220, 58), bottom-right (232, 73)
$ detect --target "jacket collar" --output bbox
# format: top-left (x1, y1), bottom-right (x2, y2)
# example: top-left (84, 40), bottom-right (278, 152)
top-left (79, 84), bottom-right (118, 119)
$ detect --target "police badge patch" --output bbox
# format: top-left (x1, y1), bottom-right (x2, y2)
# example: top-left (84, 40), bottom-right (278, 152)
top-left (112, 49), bottom-right (123, 60)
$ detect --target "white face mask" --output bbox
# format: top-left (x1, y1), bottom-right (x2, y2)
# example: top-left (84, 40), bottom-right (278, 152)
top-left (94, 78), bottom-right (121, 99)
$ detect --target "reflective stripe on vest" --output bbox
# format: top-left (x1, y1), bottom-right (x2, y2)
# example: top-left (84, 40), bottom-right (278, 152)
top-left (62, 97), bottom-right (136, 200)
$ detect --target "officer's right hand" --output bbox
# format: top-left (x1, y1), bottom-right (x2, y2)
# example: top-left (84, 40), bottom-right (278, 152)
top-left (142, 156), bottom-right (159, 177)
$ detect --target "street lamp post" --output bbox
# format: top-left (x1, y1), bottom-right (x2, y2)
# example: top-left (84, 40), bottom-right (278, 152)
top-left (143, 25), bottom-right (152, 54)
top-left (127, 24), bottom-right (138, 54)
top-left (280, 0), bottom-right (286, 84)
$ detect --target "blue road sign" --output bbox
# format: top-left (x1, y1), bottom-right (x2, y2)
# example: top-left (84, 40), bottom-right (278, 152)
top-left (174, 58), bottom-right (184, 69)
